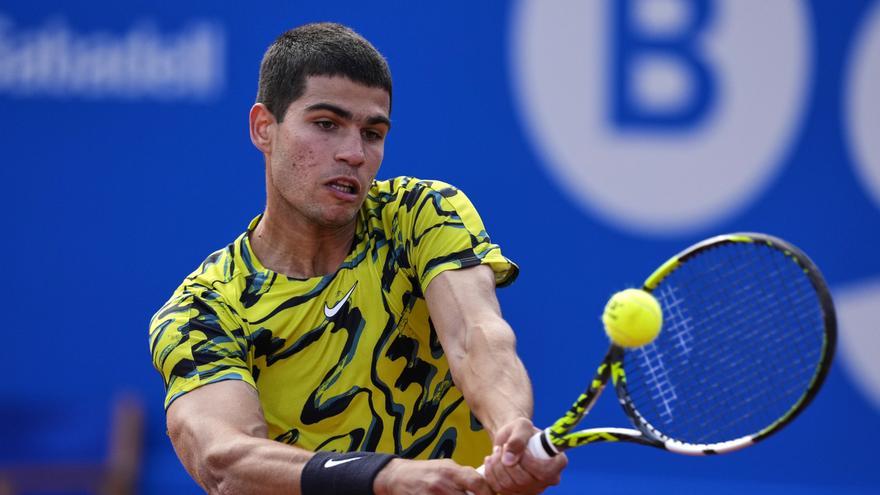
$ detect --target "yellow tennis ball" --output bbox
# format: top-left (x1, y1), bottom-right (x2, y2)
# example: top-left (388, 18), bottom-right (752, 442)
top-left (602, 289), bottom-right (663, 348)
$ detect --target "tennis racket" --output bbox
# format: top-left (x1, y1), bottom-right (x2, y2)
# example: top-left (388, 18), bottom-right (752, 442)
top-left (494, 233), bottom-right (836, 467)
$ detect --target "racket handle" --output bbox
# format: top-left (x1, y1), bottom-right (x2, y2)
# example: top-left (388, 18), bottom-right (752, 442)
top-left (526, 429), bottom-right (558, 459)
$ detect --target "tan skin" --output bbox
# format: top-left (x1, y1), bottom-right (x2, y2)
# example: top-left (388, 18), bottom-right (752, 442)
top-left (165, 75), bottom-right (566, 495)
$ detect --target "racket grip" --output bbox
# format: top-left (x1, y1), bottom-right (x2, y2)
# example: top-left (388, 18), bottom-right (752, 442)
top-left (526, 429), bottom-right (557, 459)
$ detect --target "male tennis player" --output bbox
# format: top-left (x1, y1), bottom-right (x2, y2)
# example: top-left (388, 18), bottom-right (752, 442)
top-left (149, 22), bottom-right (566, 494)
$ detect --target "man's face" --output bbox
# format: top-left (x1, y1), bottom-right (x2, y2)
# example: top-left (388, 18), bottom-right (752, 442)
top-left (266, 75), bottom-right (391, 230)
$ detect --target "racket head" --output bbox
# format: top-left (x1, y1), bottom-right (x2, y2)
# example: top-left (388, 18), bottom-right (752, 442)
top-left (615, 233), bottom-right (836, 454)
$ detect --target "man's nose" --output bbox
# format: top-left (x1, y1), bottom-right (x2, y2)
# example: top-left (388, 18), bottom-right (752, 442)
top-left (335, 131), bottom-right (366, 166)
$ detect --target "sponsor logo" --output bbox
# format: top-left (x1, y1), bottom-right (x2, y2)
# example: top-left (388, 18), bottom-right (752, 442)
top-left (509, 0), bottom-right (811, 235)
top-left (0, 14), bottom-right (225, 100)
top-left (324, 457), bottom-right (363, 468)
top-left (324, 282), bottom-right (358, 319)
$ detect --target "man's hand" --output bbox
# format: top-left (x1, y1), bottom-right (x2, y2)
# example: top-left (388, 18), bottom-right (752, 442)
top-left (373, 458), bottom-right (493, 495)
top-left (482, 418), bottom-right (567, 494)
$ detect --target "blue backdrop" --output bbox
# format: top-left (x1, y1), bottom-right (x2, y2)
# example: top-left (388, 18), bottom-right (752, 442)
top-left (2, 1), bottom-right (879, 494)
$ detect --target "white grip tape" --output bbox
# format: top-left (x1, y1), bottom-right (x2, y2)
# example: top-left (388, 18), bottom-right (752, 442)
top-left (527, 430), bottom-right (556, 459)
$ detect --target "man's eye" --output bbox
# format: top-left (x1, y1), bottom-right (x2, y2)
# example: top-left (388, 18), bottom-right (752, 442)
top-left (316, 120), bottom-right (336, 130)
top-left (363, 129), bottom-right (384, 141)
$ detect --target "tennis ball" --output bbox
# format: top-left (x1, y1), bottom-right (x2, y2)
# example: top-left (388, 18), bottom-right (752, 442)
top-left (602, 289), bottom-right (663, 348)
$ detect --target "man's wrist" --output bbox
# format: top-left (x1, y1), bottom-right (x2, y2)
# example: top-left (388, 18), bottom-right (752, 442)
top-left (488, 415), bottom-right (534, 441)
top-left (301, 451), bottom-right (397, 495)
top-left (371, 458), bottom-right (401, 495)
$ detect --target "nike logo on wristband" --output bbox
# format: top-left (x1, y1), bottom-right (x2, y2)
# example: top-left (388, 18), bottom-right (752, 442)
top-left (323, 457), bottom-right (363, 468)
top-left (324, 282), bottom-right (358, 319)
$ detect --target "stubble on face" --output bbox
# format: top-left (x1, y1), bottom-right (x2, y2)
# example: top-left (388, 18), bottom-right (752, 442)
top-left (276, 145), bottom-right (355, 230)
top-left (265, 76), bottom-right (390, 233)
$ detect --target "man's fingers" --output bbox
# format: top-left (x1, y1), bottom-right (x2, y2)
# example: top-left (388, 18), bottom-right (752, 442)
top-left (382, 458), bottom-right (499, 495)
top-left (501, 418), bottom-right (536, 466)
top-left (481, 418), bottom-right (569, 494)
top-left (501, 447), bottom-right (520, 466)
top-left (520, 450), bottom-right (568, 486)
top-left (501, 459), bottom-right (539, 490)
top-left (459, 466), bottom-right (493, 495)
top-left (485, 449), bottom-right (538, 494)
top-left (483, 451), bottom-right (513, 493)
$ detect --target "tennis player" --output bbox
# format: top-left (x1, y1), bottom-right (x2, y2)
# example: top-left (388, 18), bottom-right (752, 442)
top-left (149, 22), bottom-right (566, 495)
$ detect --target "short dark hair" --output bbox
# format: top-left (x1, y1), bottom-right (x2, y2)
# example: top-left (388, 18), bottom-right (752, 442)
top-left (256, 23), bottom-right (393, 122)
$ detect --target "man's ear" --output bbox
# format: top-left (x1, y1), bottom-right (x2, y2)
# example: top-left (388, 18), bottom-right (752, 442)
top-left (249, 103), bottom-right (276, 154)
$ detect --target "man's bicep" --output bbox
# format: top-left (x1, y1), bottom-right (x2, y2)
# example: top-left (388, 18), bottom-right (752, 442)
top-left (425, 265), bottom-right (500, 317)
top-left (168, 379), bottom-right (267, 441)
top-left (424, 265), bottom-right (509, 357)
top-left (166, 380), bottom-right (267, 480)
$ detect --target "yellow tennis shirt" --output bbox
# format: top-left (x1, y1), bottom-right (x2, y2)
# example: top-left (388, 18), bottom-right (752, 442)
top-left (149, 177), bottom-right (518, 466)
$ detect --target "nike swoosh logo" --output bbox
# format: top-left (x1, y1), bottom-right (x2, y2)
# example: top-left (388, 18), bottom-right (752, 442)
top-left (324, 281), bottom-right (358, 319)
top-left (324, 457), bottom-right (363, 468)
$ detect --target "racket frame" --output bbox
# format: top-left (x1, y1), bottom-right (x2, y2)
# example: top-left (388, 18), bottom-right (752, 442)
top-left (533, 232), bottom-right (837, 457)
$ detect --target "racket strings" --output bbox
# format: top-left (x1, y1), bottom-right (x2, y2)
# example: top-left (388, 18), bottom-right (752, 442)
top-left (701, 247), bottom-right (820, 433)
top-left (682, 248), bottom-right (822, 440)
top-left (623, 242), bottom-right (826, 445)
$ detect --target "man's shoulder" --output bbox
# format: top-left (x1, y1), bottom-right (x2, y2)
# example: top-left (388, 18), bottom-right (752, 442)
top-left (167, 232), bottom-right (251, 304)
top-left (186, 243), bottom-right (240, 286)
top-left (372, 176), bottom-right (460, 193)
top-left (368, 176), bottom-right (466, 208)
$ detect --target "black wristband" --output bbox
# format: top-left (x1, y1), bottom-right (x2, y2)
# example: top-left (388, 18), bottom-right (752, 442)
top-left (301, 451), bottom-right (397, 495)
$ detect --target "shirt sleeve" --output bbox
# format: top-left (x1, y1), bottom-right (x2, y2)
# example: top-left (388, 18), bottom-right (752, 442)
top-left (400, 180), bottom-right (519, 292)
top-left (149, 284), bottom-right (255, 410)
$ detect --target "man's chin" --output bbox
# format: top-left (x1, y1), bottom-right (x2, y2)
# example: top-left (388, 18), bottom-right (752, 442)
top-left (318, 209), bottom-right (360, 229)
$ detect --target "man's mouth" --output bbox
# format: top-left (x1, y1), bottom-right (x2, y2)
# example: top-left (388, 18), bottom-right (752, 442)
top-left (326, 178), bottom-right (359, 196)
top-left (329, 183), bottom-right (355, 194)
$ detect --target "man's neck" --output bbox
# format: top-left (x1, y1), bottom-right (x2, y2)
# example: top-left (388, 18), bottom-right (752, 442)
top-left (249, 206), bottom-right (357, 279)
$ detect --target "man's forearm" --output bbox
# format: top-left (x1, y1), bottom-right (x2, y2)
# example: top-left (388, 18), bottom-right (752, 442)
top-left (448, 318), bottom-right (535, 437)
top-left (166, 381), bottom-right (314, 495)
top-left (173, 423), bottom-right (310, 494)
top-left (424, 266), bottom-right (536, 439)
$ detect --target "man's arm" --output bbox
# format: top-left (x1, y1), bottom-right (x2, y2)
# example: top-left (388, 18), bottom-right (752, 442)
top-left (425, 265), bottom-right (566, 494)
top-left (167, 380), bottom-right (310, 494)
top-left (166, 379), bottom-right (493, 495)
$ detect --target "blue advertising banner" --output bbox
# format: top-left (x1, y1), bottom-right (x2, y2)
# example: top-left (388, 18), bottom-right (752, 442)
top-left (1, 1), bottom-right (878, 493)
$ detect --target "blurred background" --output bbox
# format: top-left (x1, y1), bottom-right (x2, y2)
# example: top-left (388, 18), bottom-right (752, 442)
top-left (1, 0), bottom-right (878, 493)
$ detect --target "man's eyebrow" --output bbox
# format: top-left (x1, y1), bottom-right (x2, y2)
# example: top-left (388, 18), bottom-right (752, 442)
top-left (305, 102), bottom-right (391, 129)
top-left (366, 114), bottom-right (392, 129)
top-left (305, 102), bottom-right (352, 120)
